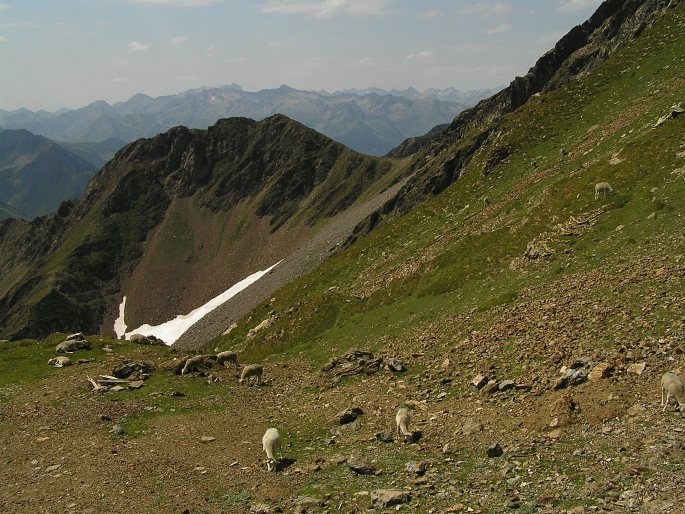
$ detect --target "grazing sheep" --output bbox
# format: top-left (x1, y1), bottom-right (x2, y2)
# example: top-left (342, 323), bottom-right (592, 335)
top-left (594, 182), bottom-right (613, 200)
top-left (262, 427), bottom-right (282, 472)
top-left (396, 406), bottom-right (412, 439)
top-left (661, 372), bottom-right (685, 415)
top-left (181, 355), bottom-right (213, 376)
top-left (239, 364), bottom-right (264, 385)
top-left (216, 351), bottom-right (238, 368)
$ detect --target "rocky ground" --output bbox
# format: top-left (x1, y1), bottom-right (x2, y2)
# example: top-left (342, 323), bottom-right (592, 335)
top-left (2, 274), bottom-right (685, 514)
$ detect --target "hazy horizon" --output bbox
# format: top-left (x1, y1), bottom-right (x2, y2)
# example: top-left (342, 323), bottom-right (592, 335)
top-left (0, 0), bottom-right (603, 111)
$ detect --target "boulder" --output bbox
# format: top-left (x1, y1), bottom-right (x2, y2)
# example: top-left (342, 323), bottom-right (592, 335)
top-left (371, 489), bottom-right (412, 509)
top-left (588, 362), bottom-right (614, 382)
top-left (481, 380), bottom-right (500, 396)
top-left (627, 362), bottom-right (647, 375)
top-left (461, 418), bottom-right (483, 436)
top-left (498, 380), bottom-right (516, 391)
top-left (347, 455), bottom-right (376, 475)
top-left (405, 461), bottom-right (429, 476)
top-left (112, 361), bottom-right (154, 380)
top-left (471, 374), bottom-right (488, 389)
top-left (335, 407), bottom-right (363, 425)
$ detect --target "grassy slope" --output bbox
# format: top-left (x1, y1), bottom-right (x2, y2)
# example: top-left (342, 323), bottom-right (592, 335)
top-left (219, 3), bottom-right (685, 366)
top-left (2, 7), bottom-right (685, 513)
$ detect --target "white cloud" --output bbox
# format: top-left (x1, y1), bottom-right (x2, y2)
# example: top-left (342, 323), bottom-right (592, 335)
top-left (407, 51), bottom-right (435, 62)
top-left (128, 41), bottom-right (149, 53)
top-left (486, 23), bottom-right (512, 34)
top-left (260, 0), bottom-right (390, 19)
top-left (357, 57), bottom-right (375, 67)
top-left (127, 0), bottom-right (222, 6)
top-left (421, 10), bottom-right (440, 18)
top-left (557, 0), bottom-right (601, 13)
top-left (0, 35), bottom-right (7, 43)
top-left (169, 35), bottom-right (188, 45)
top-left (112, 77), bottom-right (132, 83)
top-left (455, 1), bottom-right (511, 17)
top-left (0, 22), bottom-right (42, 29)
top-left (0, 3), bottom-right (9, 10)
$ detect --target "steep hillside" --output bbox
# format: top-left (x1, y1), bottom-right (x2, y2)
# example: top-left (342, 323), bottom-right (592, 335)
top-left (0, 129), bottom-right (97, 218)
top-left (0, 115), bottom-right (402, 340)
top-left (0, 86), bottom-right (470, 156)
top-left (380, 0), bottom-right (677, 198)
top-left (2, 2), bottom-right (685, 513)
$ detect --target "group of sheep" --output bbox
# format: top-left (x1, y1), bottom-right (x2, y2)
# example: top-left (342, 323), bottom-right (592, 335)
top-left (188, 347), bottom-right (683, 472)
top-left (180, 351), bottom-right (264, 385)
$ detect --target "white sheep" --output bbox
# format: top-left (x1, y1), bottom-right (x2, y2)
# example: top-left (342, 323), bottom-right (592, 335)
top-left (661, 372), bottom-right (685, 415)
top-left (181, 355), bottom-right (213, 376)
top-left (239, 364), bottom-right (264, 385)
top-left (396, 406), bottom-right (412, 440)
top-left (216, 350), bottom-right (238, 368)
top-left (48, 356), bottom-right (72, 367)
top-left (594, 182), bottom-right (613, 200)
top-left (262, 427), bottom-right (282, 471)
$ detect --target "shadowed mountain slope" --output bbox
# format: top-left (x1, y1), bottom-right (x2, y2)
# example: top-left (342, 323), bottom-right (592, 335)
top-left (0, 115), bottom-right (403, 339)
top-left (0, 129), bottom-right (97, 219)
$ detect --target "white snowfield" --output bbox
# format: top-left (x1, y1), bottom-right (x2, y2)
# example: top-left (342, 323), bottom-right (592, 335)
top-left (114, 261), bottom-right (281, 345)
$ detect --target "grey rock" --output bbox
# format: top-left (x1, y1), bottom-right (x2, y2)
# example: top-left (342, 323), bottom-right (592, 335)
top-left (335, 406), bottom-right (363, 425)
top-left (375, 430), bottom-right (395, 443)
top-left (371, 489), bottom-right (412, 509)
top-left (347, 455), bottom-right (376, 475)
top-left (471, 374), bottom-right (488, 389)
top-left (250, 504), bottom-right (273, 514)
top-left (294, 496), bottom-right (322, 509)
top-left (461, 418), bottom-right (483, 436)
top-left (498, 380), bottom-right (516, 391)
top-left (405, 461), bottom-right (429, 476)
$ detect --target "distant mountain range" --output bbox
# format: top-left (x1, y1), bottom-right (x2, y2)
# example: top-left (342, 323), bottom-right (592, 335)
top-left (0, 85), bottom-right (494, 156)
top-left (0, 129), bottom-right (98, 219)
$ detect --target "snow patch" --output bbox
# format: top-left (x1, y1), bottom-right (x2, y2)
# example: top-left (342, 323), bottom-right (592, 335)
top-left (113, 296), bottom-right (127, 338)
top-left (117, 261), bottom-right (280, 345)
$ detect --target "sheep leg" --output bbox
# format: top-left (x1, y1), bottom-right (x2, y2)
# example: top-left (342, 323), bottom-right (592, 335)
top-left (664, 392), bottom-right (672, 412)
top-left (662, 386), bottom-right (666, 407)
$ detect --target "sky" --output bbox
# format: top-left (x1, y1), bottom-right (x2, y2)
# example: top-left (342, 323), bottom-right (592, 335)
top-left (0, 0), bottom-right (604, 112)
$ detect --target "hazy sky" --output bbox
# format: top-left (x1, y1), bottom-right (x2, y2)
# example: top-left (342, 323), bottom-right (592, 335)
top-left (0, 0), bottom-right (603, 111)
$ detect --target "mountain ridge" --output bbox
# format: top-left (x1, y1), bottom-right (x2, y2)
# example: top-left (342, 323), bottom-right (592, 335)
top-left (0, 86), bottom-right (481, 157)
top-left (0, 114), bottom-right (404, 339)
top-left (0, 128), bottom-right (98, 219)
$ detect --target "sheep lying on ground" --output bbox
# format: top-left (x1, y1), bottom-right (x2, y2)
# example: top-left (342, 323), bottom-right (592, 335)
top-left (262, 427), bottom-right (282, 472)
top-left (594, 181), bottom-right (613, 200)
top-left (181, 355), bottom-right (216, 376)
top-left (396, 406), bottom-right (412, 440)
top-left (216, 351), bottom-right (238, 368)
top-left (239, 364), bottom-right (264, 385)
top-left (48, 356), bottom-right (72, 367)
top-left (661, 372), bottom-right (685, 415)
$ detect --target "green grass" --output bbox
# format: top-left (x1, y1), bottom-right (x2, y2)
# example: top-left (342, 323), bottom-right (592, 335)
top-left (202, 3), bottom-right (685, 374)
